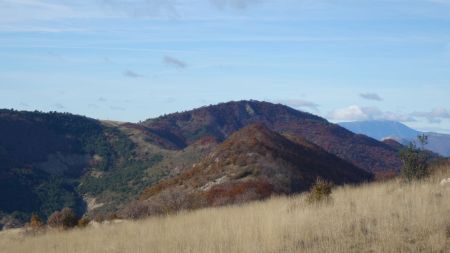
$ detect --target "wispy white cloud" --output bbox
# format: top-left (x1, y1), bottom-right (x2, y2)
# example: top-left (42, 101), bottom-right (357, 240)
top-left (54, 103), bottom-right (65, 109)
top-left (0, 24), bottom-right (88, 33)
top-left (163, 55), bottom-right (188, 69)
top-left (331, 105), bottom-right (450, 123)
top-left (110, 105), bottom-right (126, 111)
top-left (0, 0), bottom-right (85, 23)
top-left (411, 107), bottom-right (450, 123)
top-left (3, 0), bottom-right (450, 34)
top-left (124, 69), bottom-right (144, 78)
top-left (427, 0), bottom-right (450, 4)
top-left (100, 0), bottom-right (180, 18)
top-left (329, 105), bottom-right (368, 121)
top-left (275, 99), bottom-right (319, 111)
top-left (103, 57), bottom-right (116, 64)
top-left (88, 103), bottom-right (99, 109)
top-left (47, 51), bottom-right (66, 62)
top-left (0, 0), bottom-right (70, 12)
top-left (210, 0), bottom-right (263, 10)
top-left (100, 0), bottom-right (264, 19)
top-left (360, 92), bottom-right (383, 101)
top-left (3, 0), bottom-right (450, 25)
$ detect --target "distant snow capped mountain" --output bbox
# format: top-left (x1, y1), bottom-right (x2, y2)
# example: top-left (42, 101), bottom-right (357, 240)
top-left (339, 120), bottom-right (450, 157)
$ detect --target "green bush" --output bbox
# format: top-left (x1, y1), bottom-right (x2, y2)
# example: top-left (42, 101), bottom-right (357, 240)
top-left (306, 178), bottom-right (333, 204)
top-left (400, 134), bottom-right (429, 182)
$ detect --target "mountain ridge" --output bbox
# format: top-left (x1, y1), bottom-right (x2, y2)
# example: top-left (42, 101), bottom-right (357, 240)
top-left (0, 101), bottom-right (402, 227)
top-left (141, 100), bottom-right (402, 173)
top-left (120, 123), bottom-right (372, 218)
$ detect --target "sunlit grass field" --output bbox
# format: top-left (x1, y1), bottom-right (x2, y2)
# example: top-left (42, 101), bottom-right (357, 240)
top-left (1, 164), bottom-right (449, 253)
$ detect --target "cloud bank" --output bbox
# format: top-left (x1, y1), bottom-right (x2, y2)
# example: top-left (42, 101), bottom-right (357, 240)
top-left (330, 104), bottom-right (450, 124)
top-left (329, 105), bottom-right (415, 122)
top-left (412, 107), bottom-right (450, 123)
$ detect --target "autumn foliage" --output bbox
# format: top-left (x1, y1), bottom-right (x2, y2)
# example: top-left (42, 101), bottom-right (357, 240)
top-left (47, 208), bottom-right (78, 229)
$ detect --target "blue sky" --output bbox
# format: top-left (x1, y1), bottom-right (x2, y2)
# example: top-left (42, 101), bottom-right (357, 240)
top-left (1, 0), bottom-right (450, 133)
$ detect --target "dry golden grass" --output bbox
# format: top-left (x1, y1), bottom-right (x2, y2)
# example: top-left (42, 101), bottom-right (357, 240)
top-left (1, 165), bottom-right (449, 253)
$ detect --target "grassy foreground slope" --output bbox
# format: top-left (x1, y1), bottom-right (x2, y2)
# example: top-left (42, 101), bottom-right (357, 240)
top-left (1, 165), bottom-right (449, 253)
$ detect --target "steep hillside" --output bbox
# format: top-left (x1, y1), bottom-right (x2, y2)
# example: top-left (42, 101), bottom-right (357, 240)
top-left (122, 124), bottom-right (372, 218)
top-left (0, 110), bottom-right (163, 227)
top-left (339, 120), bottom-right (450, 157)
top-left (0, 110), bottom-right (129, 215)
top-left (142, 100), bottom-right (402, 173)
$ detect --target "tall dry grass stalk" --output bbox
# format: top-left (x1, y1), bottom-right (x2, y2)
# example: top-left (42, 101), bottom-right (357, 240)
top-left (1, 165), bottom-right (449, 253)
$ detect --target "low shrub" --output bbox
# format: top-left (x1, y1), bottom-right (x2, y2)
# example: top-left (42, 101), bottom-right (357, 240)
top-left (77, 217), bottom-right (91, 228)
top-left (400, 135), bottom-right (430, 182)
top-left (29, 214), bottom-right (44, 230)
top-left (47, 208), bottom-right (78, 229)
top-left (306, 178), bottom-right (333, 204)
